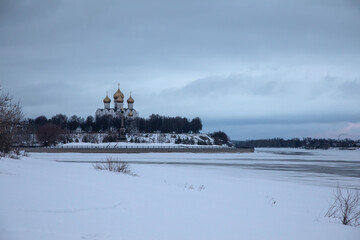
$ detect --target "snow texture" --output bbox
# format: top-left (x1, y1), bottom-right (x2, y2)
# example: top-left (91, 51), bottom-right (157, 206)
top-left (0, 148), bottom-right (359, 240)
top-left (64, 133), bottom-right (215, 146)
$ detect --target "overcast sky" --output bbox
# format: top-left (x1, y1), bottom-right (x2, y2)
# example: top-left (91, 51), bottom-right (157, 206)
top-left (1, 0), bottom-right (360, 139)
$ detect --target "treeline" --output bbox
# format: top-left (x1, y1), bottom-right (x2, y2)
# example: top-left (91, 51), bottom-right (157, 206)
top-left (134, 114), bottom-right (202, 133)
top-left (233, 138), bottom-right (359, 149)
top-left (26, 113), bottom-right (202, 134)
top-left (28, 114), bottom-right (95, 132)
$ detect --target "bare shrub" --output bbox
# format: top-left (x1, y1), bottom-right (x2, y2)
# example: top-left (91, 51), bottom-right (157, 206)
top-left (0, 86), bottom-right (24, 153)
top-left (325, 187), bottom-right (360, 226)
top-left (36, 124), bottom-right (64, 146)
top-left (93, 157), bottom-right (137, 176)
top-left (102, 134), bottom-right (117, 142)
top-left (82, 134), bottom-right (99, 143)
top-left (0, 148), bottom-right (29, 160)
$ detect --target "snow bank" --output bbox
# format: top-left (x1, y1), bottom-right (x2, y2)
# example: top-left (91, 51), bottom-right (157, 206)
top-left (62, 133), bottom-right (216, 146)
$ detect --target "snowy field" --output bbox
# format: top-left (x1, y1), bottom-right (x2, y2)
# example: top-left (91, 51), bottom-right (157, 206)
top-left (1, 148), bottom-right (359, 240)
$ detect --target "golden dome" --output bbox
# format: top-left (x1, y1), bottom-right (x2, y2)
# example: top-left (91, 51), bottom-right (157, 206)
top-left (127, 95), bottom-right (134, 103)
top-left (103, 95), bottom-right (111, 103)
top-left (113, 84), bottom-right (124, 100)
top-left (116, 96), bottom-right (124, 103)
top-left (128, 111), bottom-right (133, 117)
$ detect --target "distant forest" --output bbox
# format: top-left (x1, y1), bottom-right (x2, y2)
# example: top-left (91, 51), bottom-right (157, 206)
top-left (233, 138), bottom-right (359, 149)
top-left (26, 113), bottom-right (202, 134)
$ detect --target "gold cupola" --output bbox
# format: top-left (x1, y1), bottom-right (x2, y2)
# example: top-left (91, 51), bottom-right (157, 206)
top-left (113, 83), bottom-right (124, 100)
top-left (128, 110), bottom-right (133, 117)
top-left (127, 93), bottom-right (134, 103)
top-left (103, 93), bottom-right (111, 103)
top-left (116, 96), bottom-right (124, 103)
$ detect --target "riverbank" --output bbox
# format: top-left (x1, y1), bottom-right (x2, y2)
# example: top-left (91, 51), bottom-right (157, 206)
top-left (23, 146), bottom-right (254, 154)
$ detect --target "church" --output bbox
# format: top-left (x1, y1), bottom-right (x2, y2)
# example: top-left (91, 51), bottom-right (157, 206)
top-left (95, 84), bottom-right (139, 119)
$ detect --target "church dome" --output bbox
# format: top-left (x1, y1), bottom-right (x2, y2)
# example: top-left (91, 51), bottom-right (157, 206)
top-left (128, 111), bottom-right (133, 117)
top-left (116, 96), bottom-right (124, 103)
top-left (127, 95), bottom-right (134, 103)
top-left (113, 85), bottom-right (124, 100)
top-left (103, 95), bottom-right (111, 103)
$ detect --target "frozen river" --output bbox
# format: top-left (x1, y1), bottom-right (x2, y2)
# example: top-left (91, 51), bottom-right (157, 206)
top-left (48, 148), bottom-right (360, 189)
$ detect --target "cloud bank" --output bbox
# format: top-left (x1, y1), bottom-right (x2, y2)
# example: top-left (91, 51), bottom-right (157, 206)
top-left (1, 0), bottom-right (359, 139)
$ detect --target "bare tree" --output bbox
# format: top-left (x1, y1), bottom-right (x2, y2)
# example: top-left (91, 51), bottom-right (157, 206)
top-left (36, 124), bottom-right (64, 146)
top-left (0, 86), bottom-right (24, 153)
top-left (325, 187), bottom-right (360, 226)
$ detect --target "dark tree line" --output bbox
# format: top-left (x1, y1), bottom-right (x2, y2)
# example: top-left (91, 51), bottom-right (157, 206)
top-left (210, 131), bottom-right (230, 145)
top-left (134, 114), bottom-right (202, 133)
top-left (28, 114), bottom-right (95, 132)
top-left (36, 124), bottom-right (65, 146)
top-left (233, 138), bottom-right (359, 149)
top-left (26, 113), bottom-right (202, 134)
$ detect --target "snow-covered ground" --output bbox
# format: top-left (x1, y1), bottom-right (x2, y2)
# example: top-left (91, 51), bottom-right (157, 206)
top-left (1, 148), bottom-right (359, 240)
top-left (58, 142), bottom-right (225, 148)
top-left (63, 133), bottom-right (215, 146)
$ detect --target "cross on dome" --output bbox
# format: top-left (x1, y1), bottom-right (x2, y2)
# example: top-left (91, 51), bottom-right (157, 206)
top-left (113, 83), bottom-right (124, 99)
top-left (127, 92), bottom-right (134, 103)
top-left (103, 92), bottom-right (111, 103)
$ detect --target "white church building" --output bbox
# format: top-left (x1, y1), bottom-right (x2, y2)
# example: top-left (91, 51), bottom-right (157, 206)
top-left (95, 84), bottom-right (139, 119)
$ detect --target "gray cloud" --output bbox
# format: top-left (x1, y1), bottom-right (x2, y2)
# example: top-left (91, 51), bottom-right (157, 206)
top-left (151, 72), bottom-right (360, 118)
top-left (1, 0), bottom-right (359, 139)
top-left (340, 79), bottom-right (360, 98)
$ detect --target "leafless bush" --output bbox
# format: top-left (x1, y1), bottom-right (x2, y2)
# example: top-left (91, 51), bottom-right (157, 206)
top-left (102, 134), bottom-right (117, 142)
top-left (325, 187), bottom-right (360, 226)
top-left (93, 157), bottom-right (137, 176)
top-left (36, 124), bottom-right (64, 146)
top-left (0, 148), bottom-right (29, 160)
top-left (0, 86), bottom-right (24, 153)
top-left (82, 134), bottom-right (99, 143)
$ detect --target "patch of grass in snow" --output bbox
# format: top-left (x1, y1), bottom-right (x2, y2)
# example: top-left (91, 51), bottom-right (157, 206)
top-left (93, 157), bottom-right (137, 176)
top-left (184, 183), bottom-right (205, 191)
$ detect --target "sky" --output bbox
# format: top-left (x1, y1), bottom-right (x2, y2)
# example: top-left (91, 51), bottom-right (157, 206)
top-left (1, 0), bottom-right (360, 140)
